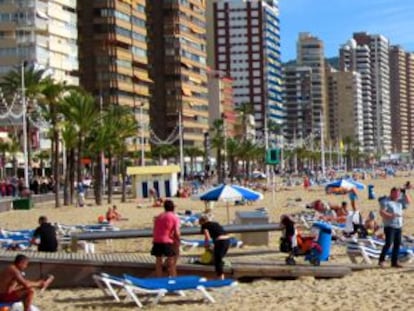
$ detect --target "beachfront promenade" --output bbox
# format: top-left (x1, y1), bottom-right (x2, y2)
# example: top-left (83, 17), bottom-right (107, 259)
top-left (0, 248), bottom-right (353, 288)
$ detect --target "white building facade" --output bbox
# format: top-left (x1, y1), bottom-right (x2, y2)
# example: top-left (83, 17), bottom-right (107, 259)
top-left (341, 33), bottom-right (391, 154)
top-left (0, 0), bottom-right (78, 85)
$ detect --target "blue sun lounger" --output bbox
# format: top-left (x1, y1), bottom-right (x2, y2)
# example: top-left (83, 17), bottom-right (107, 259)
top-left (123, 274), bottom-right (238, 307)
top-left (93, 273), bottom-right (205, 303)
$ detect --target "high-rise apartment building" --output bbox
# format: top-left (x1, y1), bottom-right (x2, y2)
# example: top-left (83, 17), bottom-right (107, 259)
top-left (147, 0), bottom-right (208, 147)
top-left (340, 39), bottom-right (374, 152)
top-left (208, 0), bottom-right (283, 139)
top-left (407, 53), bottom-right (414, 153)
top-left (327, 69), bottom-right (364, 147)
top-left (352, 32), bottom-right (391, 154)
top-left (207, 69), bottom-right (236, 137)
top-left (283, 65), bottom-right (312, 143)
top-left (389, 45), bottom-right (409, 153)
top-left (77, 0), bottom-right (150, 152)
top-left (0, 0), bottom-right (78, 84)
top-left (296, 33), bottom-right (327, 139)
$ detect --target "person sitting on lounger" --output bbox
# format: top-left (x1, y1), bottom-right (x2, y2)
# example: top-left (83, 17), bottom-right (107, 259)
top-left (0, 254), bottom-right (54, 311)
top-left (199, 214), bottom-right (231, 280)
top-left (364, 211), bottom-right (383, 239)
top-left (31, 216), bottom-right (58, 252)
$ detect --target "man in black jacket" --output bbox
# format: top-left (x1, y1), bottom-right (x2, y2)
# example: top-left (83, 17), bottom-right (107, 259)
top-left (31, 216), bottom-right (58, 252)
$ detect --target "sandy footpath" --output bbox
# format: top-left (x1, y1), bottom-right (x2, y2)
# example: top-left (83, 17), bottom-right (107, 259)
top-left (1, 173), bottom-right (414, 310)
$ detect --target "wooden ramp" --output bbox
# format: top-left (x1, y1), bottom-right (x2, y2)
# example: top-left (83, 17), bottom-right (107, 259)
top-left (0, 250), bottom-right (353, 288)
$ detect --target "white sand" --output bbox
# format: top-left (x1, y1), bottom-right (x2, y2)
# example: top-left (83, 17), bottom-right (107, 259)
top-left (1, 173), bottom-right (414, 310)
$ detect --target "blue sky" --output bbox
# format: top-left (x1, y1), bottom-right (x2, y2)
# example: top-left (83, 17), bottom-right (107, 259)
top-left (279, 0), bottom-right (414, 61)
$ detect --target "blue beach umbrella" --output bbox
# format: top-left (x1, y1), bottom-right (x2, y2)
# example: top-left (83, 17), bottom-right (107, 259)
top-left (198, 184), bottom-right (264, 223)
top-left (325, 178), bottom-right (365, 191)
top-left (344, 178), bottom-right (366, 190)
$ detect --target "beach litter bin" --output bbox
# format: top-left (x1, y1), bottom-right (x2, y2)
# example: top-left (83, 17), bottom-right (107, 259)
top-left (12, 198), bottom-right (33, 210)
top-left (306, 222), bottom-right (332, 265)
top-left (235, 210), bottom-right (269, 246)
top-left (368, 184), bottom-right (375, 200)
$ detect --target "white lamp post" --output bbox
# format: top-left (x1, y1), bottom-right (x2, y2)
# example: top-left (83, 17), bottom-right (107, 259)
top-left (139, 103), bottom-right (145, 166)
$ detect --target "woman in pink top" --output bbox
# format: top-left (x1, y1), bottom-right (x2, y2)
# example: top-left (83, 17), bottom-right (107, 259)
top-left (151, 199), bottom-right (181, 277)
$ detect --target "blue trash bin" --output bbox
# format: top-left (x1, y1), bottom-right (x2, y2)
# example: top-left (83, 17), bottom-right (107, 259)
top-left (368, 184), bottom-right (375, 200)
top-left (306, 222), bottom-right (332, 265)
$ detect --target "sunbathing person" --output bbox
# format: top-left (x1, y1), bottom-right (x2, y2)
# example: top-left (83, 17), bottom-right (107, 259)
top-left (106, 205), bottom-right (122, 223)
top-left (0, 254), bottom-right (54, 311)
top-left (364, 211), bottom-right (383, 239)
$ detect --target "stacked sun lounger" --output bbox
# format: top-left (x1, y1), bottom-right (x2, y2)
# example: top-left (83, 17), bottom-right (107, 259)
top-left (345, 237), bottom-right (414, 264)
top-left (0, 229), bottom-right (34, 250)
top-left (93, 272), bottom-right (238, 308)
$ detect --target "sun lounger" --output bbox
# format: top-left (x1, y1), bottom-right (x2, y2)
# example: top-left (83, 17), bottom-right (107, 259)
top-left (93, 273), bottom-right (205, 306)
top-left (123, 274), bottom-right (238, 307)
top-left (93, 273), bottom-right (127, 302)
top-left (346, 241), bottom-right (414, 264)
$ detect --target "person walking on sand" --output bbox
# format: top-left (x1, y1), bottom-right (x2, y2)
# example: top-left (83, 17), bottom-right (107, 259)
top-left (378, 187), bottom-right (411, 268)
top-left (0, 254), bottom-right (54, 311)
top-left (199, 214), bottom-right (231, 280)
top-left (151, 199), bottom-right (181, 277)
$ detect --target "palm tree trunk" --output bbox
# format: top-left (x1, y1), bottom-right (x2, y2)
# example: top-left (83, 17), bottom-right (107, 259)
top-left (53, 121), bottom-right (60, 207)
top-left (69, 149), bottom-right (75, 205)
top-left (77, 135), bottom-right (83, 183)
top-left (94, 154), bottom-right (102, 205)
top-left (107, 153), bottom-right (113, 204)
top-left (120, 152), bottom-right (127, 203)
top-left (217, 149), bottom-right (223, 183)
top-left (63, 155), bottom-right (70, 206)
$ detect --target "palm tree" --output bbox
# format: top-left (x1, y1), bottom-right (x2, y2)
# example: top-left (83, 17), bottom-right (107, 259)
top-left (226, 138), bottom-right (240, 180)
top-left (151, 145), bottom-right (178, 164)
top-left (60, 123), bottom-right (77, 205)
top-left (7, 135), bottom-right (20, 178)
top-left (0, 64), bottom-right (47, 98)
top-left (184, 147), bottom-right (203, 175)
top-left (38, 78), bottom-right (71, 207)
top-left (60, 90), bottom-right (98, 186)
top-left (0, 65), bottom-right (48, 179)
top-left (235, 102), bottom-right (254, 141)
top-left (98, 105), bottom-right (138, 204)
top-left (0, 140), bottom-right (9, 179)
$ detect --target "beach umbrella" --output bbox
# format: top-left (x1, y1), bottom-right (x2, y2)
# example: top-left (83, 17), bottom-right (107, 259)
top-left (198, 184), bottom-right (264, 223)
top-left (324, 179), bottom-right (359, 191)
top-left (344, 178), bottom-right (366, 190)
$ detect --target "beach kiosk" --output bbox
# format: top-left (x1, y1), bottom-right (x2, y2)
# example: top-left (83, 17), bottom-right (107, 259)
top-left (127, 165), bottom-right (180, 199)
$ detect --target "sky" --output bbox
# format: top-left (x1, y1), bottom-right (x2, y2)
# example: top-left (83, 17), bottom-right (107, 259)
top-left (279, 0), bottom-right (414, 61)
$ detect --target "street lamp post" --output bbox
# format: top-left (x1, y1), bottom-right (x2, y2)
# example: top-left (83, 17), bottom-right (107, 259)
top-left (178, 109), bottom-right (184, 185)
top-left (21, 62), bottom-right (29, 189)
top-left (222, 115), bottom-right (227, 183)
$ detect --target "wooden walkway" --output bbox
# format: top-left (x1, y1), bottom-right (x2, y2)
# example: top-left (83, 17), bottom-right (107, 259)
top-left (0, 249), bottom-right (357, 288)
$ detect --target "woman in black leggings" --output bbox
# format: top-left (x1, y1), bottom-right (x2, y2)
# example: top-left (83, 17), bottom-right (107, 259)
top-left (199, 215), bottom-right (230, 279)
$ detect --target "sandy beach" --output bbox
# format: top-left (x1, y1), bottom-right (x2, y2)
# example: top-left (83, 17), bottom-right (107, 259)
top-left (1, 173), bottom-right (414, 310)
